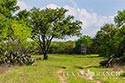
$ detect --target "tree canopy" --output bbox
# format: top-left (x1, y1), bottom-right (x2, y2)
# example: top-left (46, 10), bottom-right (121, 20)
top-left (93, 24), bottom-right (118, 57)
top-left (0, 0), bottom-right (19, 18)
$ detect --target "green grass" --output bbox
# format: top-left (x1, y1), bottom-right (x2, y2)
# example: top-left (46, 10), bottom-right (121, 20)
top-left (0, 54), bottom-right (124, 83)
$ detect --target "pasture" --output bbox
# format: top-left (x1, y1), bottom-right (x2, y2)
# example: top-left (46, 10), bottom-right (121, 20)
top-left (0, 54), bottom-right (124, 83)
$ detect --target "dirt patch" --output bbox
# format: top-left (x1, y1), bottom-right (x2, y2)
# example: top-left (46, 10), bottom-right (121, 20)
top-left (0, 64), bottom-right (8, 74)
top-left (56, 69), bottom-right (67, 83)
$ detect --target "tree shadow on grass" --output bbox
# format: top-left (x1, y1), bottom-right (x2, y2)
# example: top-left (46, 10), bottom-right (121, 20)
top-left (74, 65), bottom-right (100, 69)
top-left (56, 66), bottom-right (67, 69)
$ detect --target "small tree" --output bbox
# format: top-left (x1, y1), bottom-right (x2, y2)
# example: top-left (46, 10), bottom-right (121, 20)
top-left (0, 0), bottom-right (34, 65)
top-left (30, 7), bottom-right (82, 60)
top-left (0, 19), bottom-right (34, 65)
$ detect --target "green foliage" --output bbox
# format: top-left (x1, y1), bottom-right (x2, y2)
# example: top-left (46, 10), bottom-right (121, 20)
top-left (95, 10), bottom-right (125, 67)
top-left (94, 10), bottom-right (125, 58)
top-left (0, 0), bottom-right (19, 18)
top-left (30, 7), bottom-right (82, 59)
top-left (114, 10), bottom-right (125, 27)
top-left (15, 10), bottom-right (31, 27)
top-left (31, 7), bottom-right (82, 39)
top-left (0, 14), bottom-right (10, 40)
top-left (16, 10), bottom-right (30, 20)
top-left (0, 19), bottom-right (34, 65)
top-left (113, 10), bottom-right (125, 58)
top-left (0, 15), bottom-right (10, 62)
top-left (11, 20), bottom-right (32, 42)
top-left (93, 24), bottom-right (118, 57)
top-left (0, 0), bottom-right (35, 65)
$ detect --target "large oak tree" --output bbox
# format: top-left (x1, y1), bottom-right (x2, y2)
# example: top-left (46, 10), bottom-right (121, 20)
top-left (30, 7), bottom-right (82, 60)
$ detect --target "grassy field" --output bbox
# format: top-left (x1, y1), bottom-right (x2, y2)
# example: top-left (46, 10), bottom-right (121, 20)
top-left (0, 54), bottom-right (125, 83)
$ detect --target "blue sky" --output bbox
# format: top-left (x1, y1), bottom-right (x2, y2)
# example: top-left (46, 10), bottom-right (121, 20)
top-left (18, 0), bottom-right (125, 15)
top-left (17, 0), bottom-right (125, 40)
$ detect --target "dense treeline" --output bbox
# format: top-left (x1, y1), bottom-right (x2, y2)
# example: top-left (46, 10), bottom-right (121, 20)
top-left (48, 36), bottom-right (93, 54)
top-left (93, 10), bottom-right (125, 67)
top-left (49, 41), bottom-right (75, 54)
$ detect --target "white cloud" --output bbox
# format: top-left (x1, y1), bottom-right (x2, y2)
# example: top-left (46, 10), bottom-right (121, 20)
top-left (17, 0), bottom-right (28, 10)
top-left (44, 3), bottom-right (59, 9)
top-left (63, 6), bottom-right (114, 37)
top-left (43, 3), bottom-right (115, 38)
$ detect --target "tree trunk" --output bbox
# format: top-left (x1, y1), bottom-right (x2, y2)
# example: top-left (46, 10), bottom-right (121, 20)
top-left (39, 35), bottom-right (53, 60)
top-left (43, 52), bottom-right (48, 60)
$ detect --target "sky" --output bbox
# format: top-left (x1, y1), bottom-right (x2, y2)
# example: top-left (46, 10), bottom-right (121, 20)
top-left (17, 0), bottom-right (125, 40)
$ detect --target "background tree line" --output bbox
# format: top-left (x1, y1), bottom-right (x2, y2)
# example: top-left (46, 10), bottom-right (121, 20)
top-left (34, 35), bottom-right (93, 55)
